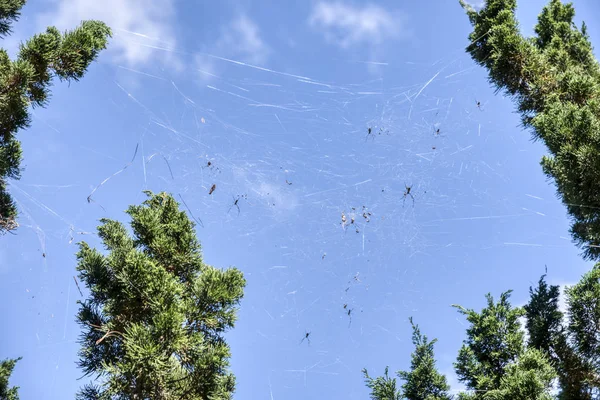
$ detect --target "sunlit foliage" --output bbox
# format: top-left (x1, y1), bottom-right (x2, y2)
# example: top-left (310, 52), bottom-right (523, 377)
top-left (75, 191), bottom-right (246, 399)
top-left (460, 0), bottom-right (600, 260)
top-left (0, 0), bottom-right (110, 233)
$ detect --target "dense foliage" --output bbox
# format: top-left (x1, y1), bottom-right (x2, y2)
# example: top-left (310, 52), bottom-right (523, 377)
top-left (0, 358), bottom-right (20, 400)
top-left (364, 291), bottom-right (558, 400)
top-left (0, 0), bottom-right (110, 233)
top-left (75, 191), bottom-right (246, 399)
top-left (453, 292), bottom-right (555, 399)
top-left (397, 318), bottom-right (451, 400)
top-left (453, 291), bottom-right (526, 394)
top-left (459, 0), bottom-right (600, 260)
top-left (525, 274), bottom-right (595, 399)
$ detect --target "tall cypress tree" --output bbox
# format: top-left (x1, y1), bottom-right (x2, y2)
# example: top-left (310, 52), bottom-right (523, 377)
top-left (0, 357), bottom-right (20, 400)
top-left (459, 0), bottom-right (600, 260)
top-left (524, 274), bottom-right (563, 361)
top-left (75, 191), bottom-right (246, 399)
top-left (0, 0), bottom-right (111, 233)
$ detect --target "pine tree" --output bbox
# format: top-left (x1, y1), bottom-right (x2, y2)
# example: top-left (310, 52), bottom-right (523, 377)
top-left (75, 191), bottom-right (246, 399)
top-left (397, 318), bottom-right (451, 400)
top-left (525, 273), bottom-right (594, 399)
top-left (459, 0), bottom-right (600, 260)
top-left (0, 0), bottom-right (111, 233)
top-left (0, 357), bottom-right (20, 400)
top-left (453, 291), bottom-right (526, 395)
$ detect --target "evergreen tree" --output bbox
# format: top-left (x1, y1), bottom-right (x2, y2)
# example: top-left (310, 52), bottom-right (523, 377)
top-left (524, 273), bottom-right (563, 362)
top-left (362, 367), bottom-right (401, 400)
top-left (553, 335), bottom-right (595, 400)
top-left (0, 0), bottom-right (111, 233)
top-left (75, 191), bottom-right (246, 399)
top-left (483, 348), bottom-right (556, 400)
top-left (459, 0), bottom-right (600, 260)
top-left (397, 318), bottom-right (451, 400)
top-left (525, 273), bottom-right (594, 399)
top-left (363, 319), bottom-right (450, 400)
top-left (453, 291), bottom-right (525, 395)
top-left (0, 357), bottom-right (20, 400)
top-left (566, 265), bottom-right (600, 365)
top-left (565, 264), bottom-right (600, 394)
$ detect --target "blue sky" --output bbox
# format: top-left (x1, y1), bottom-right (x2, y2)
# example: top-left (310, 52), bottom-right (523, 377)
top-left (1, 0), bottom-right (599, 398)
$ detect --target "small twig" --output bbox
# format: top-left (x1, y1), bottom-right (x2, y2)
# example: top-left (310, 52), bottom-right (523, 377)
top-left (95, 330), bottom-right (123, 345)
top-left (88, 322), bottom-right (123, 345)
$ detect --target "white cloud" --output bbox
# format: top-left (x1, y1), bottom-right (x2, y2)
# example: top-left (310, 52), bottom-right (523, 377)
top-left (308, 2), bottom-right (406, 48)
top-left (461, 0), bottom-right (485, 11)
top-left (194, 14), bottom-right (270, 83)
top-left (218, 15), bottom-right (270, 66)
top-left (39, 0), bottom-right (179, 67)
top-left (230, 166), bottom-right (299, 219)
top-left (194, 55), bottom-right (220, 83)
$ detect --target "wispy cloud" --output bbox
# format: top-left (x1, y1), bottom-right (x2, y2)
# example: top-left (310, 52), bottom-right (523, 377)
top-left (194, 14), bottom-right (270, 83)
top-left (218, 15), bottom-right (270, 66)
top-left (39, 0), bottom-right (179, 67)
top-left (308, 2), bottom-right (406, 49)
top-left (231, 166), bottom-right (299, 218)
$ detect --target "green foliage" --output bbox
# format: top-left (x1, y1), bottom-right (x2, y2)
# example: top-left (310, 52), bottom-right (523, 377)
top-left (459, 0), bottom-right (600, 260)
top-left (363, 319), bottom-right (450, 400)
top-left (482, 348), bottom-right (556, 400)
top-left (524, 273), bottom-right (594, 399)
top-left (564, 263), bottom-right (600, 399)
top-left (362, 367), bottom-right (401, 400)
top-left (552, 334), bottom-right (595, 400)
top-left (566, 265), bottom-right (600, 362)
top-left (0, 1), bottom-right (24, 38)
top-left (524, 273), bottom-right (563, 363)
top-left (397, 318), bottom-right (451, 400)
top-left (75, 191), bottom-right (246, 400)
top-left (0, 357), bottom-right (21, 400)
top-left (0, 0), bottom-right (111, 233)
top-left (453, 291), bottom-right (558, 399)
top-left (453, 291), bottom-right (525, 395)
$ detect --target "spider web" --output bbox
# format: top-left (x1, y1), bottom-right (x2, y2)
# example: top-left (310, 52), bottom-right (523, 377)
top-left (0, 27), bottom-right (582, 400)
